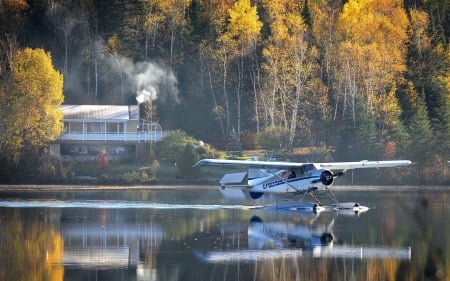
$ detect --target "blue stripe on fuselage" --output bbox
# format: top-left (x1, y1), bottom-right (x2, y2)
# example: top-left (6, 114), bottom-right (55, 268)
top-left (261, 175), bottom-right (318, 190)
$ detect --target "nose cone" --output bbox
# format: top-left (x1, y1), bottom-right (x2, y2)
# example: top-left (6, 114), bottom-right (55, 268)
top-left (320, 170), bottom-right (334, 186)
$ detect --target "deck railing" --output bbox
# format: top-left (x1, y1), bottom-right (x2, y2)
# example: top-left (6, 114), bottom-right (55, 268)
top-left (57, 131), bottom-right (166, 143)
top-left (57, 120), bottom-right (165, 143)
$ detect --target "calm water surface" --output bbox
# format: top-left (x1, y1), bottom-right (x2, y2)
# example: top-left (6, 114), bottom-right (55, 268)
top-left (0, 186), bottom-right (448, 281)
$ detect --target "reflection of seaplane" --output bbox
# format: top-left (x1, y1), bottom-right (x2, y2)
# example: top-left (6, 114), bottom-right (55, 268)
top-left (197, 213), bottom-right (411, 263)
top-left (247, 215), bottom-right (334, 250)
top-left (194, 158), bottom-right (411, 210)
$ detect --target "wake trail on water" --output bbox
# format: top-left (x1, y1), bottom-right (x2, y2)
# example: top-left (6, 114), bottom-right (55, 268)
top-left (0, 199), bottom-right (262, 210)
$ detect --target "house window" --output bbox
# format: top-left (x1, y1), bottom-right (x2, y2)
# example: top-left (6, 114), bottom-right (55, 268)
top-left (69, 122), bottom-right (83, 133)
top-left (106, 123), bottom-right (118, 133)
top-left (106, 123), bottom-right (125, 133)
top-left (74, 145), bottom-right (87, 154)
top-left (87, 122), bottom-right (104, 133)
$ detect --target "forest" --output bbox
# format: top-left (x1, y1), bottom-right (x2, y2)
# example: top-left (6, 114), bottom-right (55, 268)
top-left (0, 0), bottom-right (450, 183)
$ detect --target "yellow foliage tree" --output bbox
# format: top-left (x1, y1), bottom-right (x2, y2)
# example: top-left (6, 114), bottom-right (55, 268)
top-left (226, 0), bottom-right (262, 53)
top-left (308, 0), bottom-right (342, 94)
top-left (0, 48), bottom-right (64, 163)
top-left (336, 0), bottom-right (409, 127)
top-left (212, 0), bottom-right (262, 139)
top-left (261, 0), bottom-right (321, 149)
top-left (159, 0), bottom-right (192, 65)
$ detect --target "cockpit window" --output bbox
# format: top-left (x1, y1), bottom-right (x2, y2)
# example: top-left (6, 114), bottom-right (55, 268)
top-left (303, 164), bottom-right (315, 175)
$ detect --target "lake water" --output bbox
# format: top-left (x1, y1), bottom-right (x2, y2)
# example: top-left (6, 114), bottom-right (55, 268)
top-left (0, 186), bottom-right (448, 281)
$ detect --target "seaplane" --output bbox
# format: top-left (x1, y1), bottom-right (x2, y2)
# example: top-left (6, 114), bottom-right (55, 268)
top-left (193, 158), bottom-right (411, 211)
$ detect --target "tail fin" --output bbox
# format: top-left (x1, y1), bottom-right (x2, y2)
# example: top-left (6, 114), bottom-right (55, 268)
top-left (219, 172), bottom-right (248, 187)
top-left (218, 172), bottom-right (248, 200)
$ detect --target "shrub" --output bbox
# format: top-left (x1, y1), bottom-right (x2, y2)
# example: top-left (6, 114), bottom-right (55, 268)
top-left (257, 126), bottom-right (290, 151)
top-left (156, 129), bottom-right (219, 163)
top-left (156, 130), bottom-right (197, 163)
top-left (177, 143), bottom-right (198, 179)
top-left (120, 170), bottom-right (148, 184)
top-left (150, 160), bottom-right (160, 178)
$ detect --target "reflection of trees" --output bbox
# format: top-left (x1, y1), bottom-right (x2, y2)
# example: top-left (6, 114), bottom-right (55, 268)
top-left (0, 209), bottom-right (63, 281)
top-left (251, 255), bottom-right (408, 281)
top-left (0, 189), bottom-right (448, 281)
top-left (397, 190), bottom-right (449, 280)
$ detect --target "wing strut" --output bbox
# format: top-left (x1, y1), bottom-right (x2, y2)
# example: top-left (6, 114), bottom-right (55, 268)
top-left (308, 187), bottom-right (339, 206)
top-left (266, 168), bottom-right (303, 194)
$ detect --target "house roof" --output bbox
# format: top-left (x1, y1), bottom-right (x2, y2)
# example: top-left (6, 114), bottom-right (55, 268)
top-left (61, 105), bottom-right (139, 120)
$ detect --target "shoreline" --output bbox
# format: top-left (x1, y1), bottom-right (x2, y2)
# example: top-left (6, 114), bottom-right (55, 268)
top-left (0, 184), bottom-right (443, 192)
top-left (0, 184), bottom-right (217, 192)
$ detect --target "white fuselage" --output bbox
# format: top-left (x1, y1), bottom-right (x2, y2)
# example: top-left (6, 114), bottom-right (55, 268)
top-left (248, 168), bottom-right (327, 194)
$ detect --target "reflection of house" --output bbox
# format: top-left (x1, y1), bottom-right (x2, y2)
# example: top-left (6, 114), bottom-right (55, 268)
top-left (51, 105), bottom-right (165, 160)
top-left (61, 211), bottom-right (163, 269)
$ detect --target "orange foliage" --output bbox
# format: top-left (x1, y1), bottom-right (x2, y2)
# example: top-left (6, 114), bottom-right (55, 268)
top-left (384, 141), bottom-right (397, 159)
top-left (97, 150), bottom-right (110, 169)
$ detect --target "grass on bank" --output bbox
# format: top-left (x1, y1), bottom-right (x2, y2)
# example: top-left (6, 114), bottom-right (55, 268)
top-left (67, 149), bottom-right (329, 185)
top-left (69, 159), bottom-right (226, 185)
top-left (68, 150), bottom-right (267, 185)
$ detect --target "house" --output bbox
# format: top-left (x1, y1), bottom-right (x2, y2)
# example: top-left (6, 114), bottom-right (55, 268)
top-left (51, 105), bottom-right (165, 161)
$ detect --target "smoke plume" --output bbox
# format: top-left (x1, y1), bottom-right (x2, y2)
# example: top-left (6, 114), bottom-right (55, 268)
top-left (117, 57), bottom-right (180, 104)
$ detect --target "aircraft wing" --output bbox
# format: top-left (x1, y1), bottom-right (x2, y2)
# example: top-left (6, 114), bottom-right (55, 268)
top-left (193, 159), bottom-right (411, 171)
top-left (317, 160), bottom-right (411, 170)
top-left (193, 159), bottom-right (309, 169)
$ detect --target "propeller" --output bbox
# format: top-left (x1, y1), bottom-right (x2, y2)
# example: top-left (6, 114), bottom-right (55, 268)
top-left (311, 170), bottom-right (345, 185)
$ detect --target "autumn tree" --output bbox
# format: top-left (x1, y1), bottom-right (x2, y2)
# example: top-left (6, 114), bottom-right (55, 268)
top-left (47, 1), bottom-right (78, 79)
top-left (78, 0), bottom-right (101, 101)
top-left (198, 42), bottom-right (227, 138)
top-left (141, 0), bottom-right (192, 66)
top-left (103, 34), bottom-right (127, 103)
top-left (380, 86), bottom-right (411, 158)
top-left (335, 0), bottom-right (409, 127)
top-left (261, 0), bottom-right (322, 149)
top-left (142, 0), bottom-right (165, 59)
top-left (0, 48), bottom-right (64, 165)
top-left (333, 0), bottom-right (410, 158)
top-left (161, 0), bottom-right (192, 67)
top-left (0, 0), bottom-right (29, 36)
top-left (201, 0), bottom-right (261, 143)
top-left (407, 8), bottom-right (450, 162)
top-left (220, 0), bottom-right (262, 142)
top-left (308, 0), bottom-right (342, 100)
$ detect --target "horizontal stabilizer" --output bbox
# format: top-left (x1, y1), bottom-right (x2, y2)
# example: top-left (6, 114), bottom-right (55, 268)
top-left (220, 172), bottom-right (248, 186)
